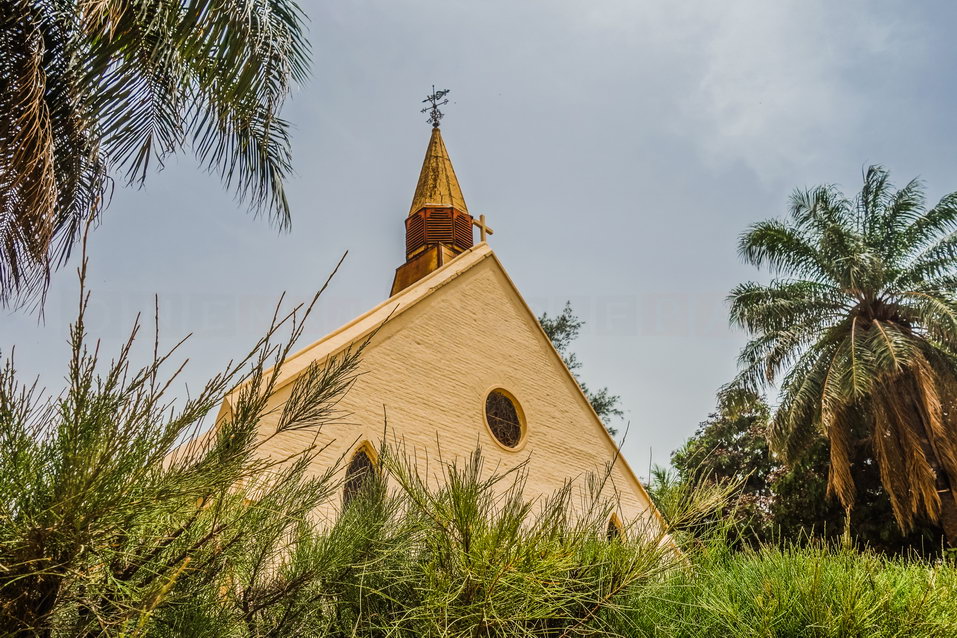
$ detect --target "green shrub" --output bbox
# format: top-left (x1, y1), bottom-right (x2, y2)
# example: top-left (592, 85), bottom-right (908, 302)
top-left (621, 542), bottom-right (957, 638)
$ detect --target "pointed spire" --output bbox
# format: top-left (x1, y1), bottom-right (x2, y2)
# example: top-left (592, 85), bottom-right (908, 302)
top-left (392, 126), bottom-right (475, 296)
top-left (409, 127), bottom-right (468, 215)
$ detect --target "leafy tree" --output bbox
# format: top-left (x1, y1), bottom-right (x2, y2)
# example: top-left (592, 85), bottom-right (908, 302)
top-left (730, 166), bottom-right (957, 544)
top-left (672, 388), bottom-right (945, 554)
top-left (0, 0), bottom-right (308, 306)
top-left (642, 463), bottom-right (741, 549)
top-left (539, 302), bottom-right (624, 435)
top-left (671, 388), bottom-right (777, 541)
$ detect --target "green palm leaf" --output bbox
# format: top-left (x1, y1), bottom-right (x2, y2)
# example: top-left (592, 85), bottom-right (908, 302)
top-left (0, 0), bottom-right (309, 306)
top-left (731, 166), bottom-right (957, 542)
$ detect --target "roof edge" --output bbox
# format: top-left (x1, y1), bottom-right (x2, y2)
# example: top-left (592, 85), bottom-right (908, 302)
top-left (229, 242), bottom-right (494, 400)
top-left (481, 250), bottom-right (670, 533)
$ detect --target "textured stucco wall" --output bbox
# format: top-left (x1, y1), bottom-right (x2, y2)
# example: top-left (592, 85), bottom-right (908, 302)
top-left (225, 247), bottom-right (661, 535)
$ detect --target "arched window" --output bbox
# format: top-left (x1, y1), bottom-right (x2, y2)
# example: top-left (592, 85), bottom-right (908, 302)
top-left (484, 389), bottom-right (525, 449)
top-left (607, 514), bottom-right (624, 541)
top-left (343, 445), bottom-right (377, 506)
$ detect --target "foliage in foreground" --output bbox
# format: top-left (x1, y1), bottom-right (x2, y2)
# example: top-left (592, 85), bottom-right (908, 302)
top-left (2, 269), bottom-right (955, 637)
top-left (0, 0), bottom-right (309, 306)
top-left (633, 474), bottom-right (956, 637)
top-left (0, 275), bottom-right (678, 636)
top-left (622, 541), bottom-right (957, 638)
top-left (0, 262), bottom-right (361, 636)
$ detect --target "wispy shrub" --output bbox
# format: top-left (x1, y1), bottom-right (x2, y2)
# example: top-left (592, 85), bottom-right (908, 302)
top-left (0, 258), bottom-right (363, 636)
top-left (5, 263), bottom-right (953, 637)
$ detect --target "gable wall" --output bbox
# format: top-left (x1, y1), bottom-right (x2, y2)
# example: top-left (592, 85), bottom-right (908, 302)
top-left (249, 253), bottom-right (659, 533)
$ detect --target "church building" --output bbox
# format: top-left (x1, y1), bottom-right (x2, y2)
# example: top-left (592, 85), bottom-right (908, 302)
top-left (213, 110), bottom-right (662, 537)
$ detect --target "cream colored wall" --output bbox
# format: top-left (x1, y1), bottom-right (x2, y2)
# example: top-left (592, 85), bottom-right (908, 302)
top-left (239, 249), bottom-right (661, 535)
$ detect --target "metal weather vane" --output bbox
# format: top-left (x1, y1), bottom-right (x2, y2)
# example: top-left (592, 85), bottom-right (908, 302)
top-left (421, 85), bottom-right (450, 128)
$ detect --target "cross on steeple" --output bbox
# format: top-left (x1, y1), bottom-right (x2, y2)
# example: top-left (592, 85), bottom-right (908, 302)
top-left (421, 85), bottom-right (450, 128)
top-left (472, 214), bottom-right (494, 243)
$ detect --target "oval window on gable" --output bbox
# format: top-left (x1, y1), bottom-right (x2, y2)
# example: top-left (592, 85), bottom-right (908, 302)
top-left (343, 445), bottom-right (377, 506)
top-left (484, 389), bottom-right (525, 449)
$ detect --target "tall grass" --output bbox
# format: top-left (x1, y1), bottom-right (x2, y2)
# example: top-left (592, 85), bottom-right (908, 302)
top-left (636, 464), bottom-right (957, 637)
top-left (621, 540), bottom-right (957, 638)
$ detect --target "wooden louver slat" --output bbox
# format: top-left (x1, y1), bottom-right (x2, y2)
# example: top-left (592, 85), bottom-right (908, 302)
top-left (405, 206), bottom-right (474, 258)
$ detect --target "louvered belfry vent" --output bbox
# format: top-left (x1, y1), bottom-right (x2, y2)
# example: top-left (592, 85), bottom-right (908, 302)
top-left (405, 214), bottom-right (426, 256)
top-left (405, 206), bottom-right (473, 259)
top-left (428, 208), bottom-right (453, 238)
top-left (453, 212), bottom-right (472, 246)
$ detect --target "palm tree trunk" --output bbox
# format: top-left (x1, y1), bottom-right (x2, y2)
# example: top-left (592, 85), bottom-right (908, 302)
top-left (937, 482), bottom-right (957, 546)
top-left (915, 432), bottom-right (957, 546)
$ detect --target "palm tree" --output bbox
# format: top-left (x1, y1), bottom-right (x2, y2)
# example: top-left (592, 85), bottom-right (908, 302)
top-left (730, 166), bottom-right (957, 544)
top-left (0, 0), bottom-right (308, 306)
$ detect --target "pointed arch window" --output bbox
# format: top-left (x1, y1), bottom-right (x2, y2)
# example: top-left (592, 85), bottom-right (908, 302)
top-left (607, 514), bottom-right (624, 541)
top-left (343, 444), bottom-right (377, 507)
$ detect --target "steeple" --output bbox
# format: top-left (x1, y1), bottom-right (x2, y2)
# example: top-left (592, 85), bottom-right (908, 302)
top-left (391, 90), bottom-right (478, 296)
top-left (408, 127), bottom-right (469, 215)
top-left (391, 125), bottom-right (475, 295)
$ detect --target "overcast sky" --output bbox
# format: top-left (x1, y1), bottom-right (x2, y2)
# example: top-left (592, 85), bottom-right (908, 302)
top-left (5, 0), bottom-right (957, 477)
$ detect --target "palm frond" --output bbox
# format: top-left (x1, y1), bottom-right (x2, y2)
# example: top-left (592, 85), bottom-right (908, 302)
top-left (898, 230), bottom-right (957, 286)
top-left (729, 279), bottom-right (847, 334)
top-left (895, 290), bottom-right (957, 351)
top-left (737, 219), bottom-right (832, 281)
top-left (788, 184), bottom-right (853, 231)
top-left (900, 192), bottom-right (957, 258)
top-left (873, 174), bottom-right (925, 262)
top-left (766, 342), bottom-right (834, 460)
top-left (0, 0), bottom-right (309, 306)
top-left (824, 404), bottom-right (857, 510)
top-left (733, 166), bottom-right (957, 540)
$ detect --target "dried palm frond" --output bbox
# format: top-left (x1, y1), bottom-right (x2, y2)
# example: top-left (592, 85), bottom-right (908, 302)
top-left (0, 0), bottom-right (308, 306)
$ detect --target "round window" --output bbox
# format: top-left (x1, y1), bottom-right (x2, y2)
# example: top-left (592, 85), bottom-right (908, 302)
top-left (484, 389), bottom-right (525, 449)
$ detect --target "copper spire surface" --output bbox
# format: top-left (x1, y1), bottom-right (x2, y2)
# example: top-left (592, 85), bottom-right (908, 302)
top-left (408, 127), bottom-right (469, 215)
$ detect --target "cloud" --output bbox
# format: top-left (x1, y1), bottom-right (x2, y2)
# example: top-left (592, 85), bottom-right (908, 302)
top-left (682, 1), bottom-right (922, 181)
top-left (550, 0), bottom-right (928, 183)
